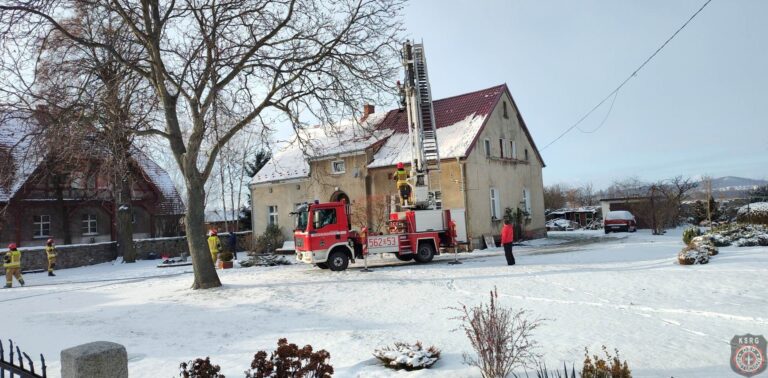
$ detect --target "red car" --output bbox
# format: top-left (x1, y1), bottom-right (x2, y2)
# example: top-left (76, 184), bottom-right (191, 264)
top-left (604, 211), bottom-right (637, 233)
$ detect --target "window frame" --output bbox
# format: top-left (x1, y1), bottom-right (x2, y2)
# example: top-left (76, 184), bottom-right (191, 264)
top-left (523, 187), bottom-right (532, 214)
top-left (511, 140), bottom-right (517, 160)
top-left (331, 160), bottom-right (346, 174)
top-left (82, 213), bottom-right (98, 235)
top-left (268, 205), bottom-right (279, 226)
top-left (33, 215), bottom-right (51, 238)
top-left (490, 188), bottom-right (500, 220)
top-left (484, 139), bottom-right (491, 157)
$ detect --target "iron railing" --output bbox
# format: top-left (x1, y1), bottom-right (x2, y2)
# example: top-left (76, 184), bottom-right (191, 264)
top-left (0, 339), bottom-right (46, 378)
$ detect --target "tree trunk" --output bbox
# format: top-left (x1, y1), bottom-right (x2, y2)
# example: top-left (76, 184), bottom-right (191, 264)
top-left (185, 178), bottom-right (221, 289)
top-left (116, 177), bottom-right (136, 262)
top-left (54, 175), bottom-right (72, 244)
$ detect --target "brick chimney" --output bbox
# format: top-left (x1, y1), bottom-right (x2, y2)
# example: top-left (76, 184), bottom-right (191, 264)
top-left (361, 104), bottom-right (375, 122)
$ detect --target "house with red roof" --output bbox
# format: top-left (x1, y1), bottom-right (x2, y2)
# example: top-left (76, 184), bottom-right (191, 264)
top-left (250, 84), bottom-right (546, 247)
top-left (0, 119), bottom-right (185, 247)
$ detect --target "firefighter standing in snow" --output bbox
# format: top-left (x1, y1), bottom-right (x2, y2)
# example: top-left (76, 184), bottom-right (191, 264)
top-left (4, 243), bottom-right (25, 288)
top-left (501, 219), bottom-right (515, 265)
top-left (207, 230), bottom-right (222, 265)
top-left (45, 239), bottom-right (57, 276)
top-left (394, 162), bottom-right (411, 206)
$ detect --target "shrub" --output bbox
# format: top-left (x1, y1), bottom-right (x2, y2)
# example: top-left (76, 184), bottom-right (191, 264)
top-left (736, 202), bottom-right (768, 225)
top-left (245, 338), bottom-right (333, 378)
top-left (581, 346), bottom-right (631, 378)
top-left (512, 362), bottom-right (577, 378)
top-left (678, 245), bottom-right (710, 265)
top-left (682, 227), bottom-right (700, 245)
top-left (253, 224), bottom-right (285, 254)
top-left (219, 250), bottom-right (234, 262)
top-left (373, 341), bottom-right (440, 370)
top-left (179, 357), bottom-right (225, 378)
top-left (453, 287), bottom-right (543, 378)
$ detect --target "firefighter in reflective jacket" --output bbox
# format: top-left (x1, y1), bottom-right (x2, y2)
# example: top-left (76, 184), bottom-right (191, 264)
top-left (4, 243), bottom-right (24, 288)
top-left (207, 230), bottom-right (222, 265)
top-left (393, 162), bottom-right (411, 206)
top-left (45, 239), bottom-right (57, 276)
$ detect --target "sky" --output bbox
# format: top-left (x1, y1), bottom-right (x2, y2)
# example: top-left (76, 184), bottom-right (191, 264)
top-left (400, 0), bottom-right (768, 188)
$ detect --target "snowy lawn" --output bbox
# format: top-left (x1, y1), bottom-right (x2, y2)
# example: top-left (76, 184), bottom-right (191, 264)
top-left (3, 229), bottom-right (767, 377)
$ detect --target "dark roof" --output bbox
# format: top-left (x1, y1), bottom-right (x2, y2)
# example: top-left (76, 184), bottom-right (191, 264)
top-left (375, 84), bottom-right (545, 166)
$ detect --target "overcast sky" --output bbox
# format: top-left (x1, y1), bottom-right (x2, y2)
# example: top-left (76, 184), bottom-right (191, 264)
top-left (401, 0), bottom-right (768, 188)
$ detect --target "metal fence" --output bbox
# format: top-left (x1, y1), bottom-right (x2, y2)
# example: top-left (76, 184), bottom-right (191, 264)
top-left (0, 339), bottom-right (46, 378)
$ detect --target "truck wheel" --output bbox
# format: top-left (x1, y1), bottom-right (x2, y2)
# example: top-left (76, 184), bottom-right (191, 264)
top-left (413, 242), bottom-right (435, 263)
top-left (327, 251), bottom-right (349, 271)
top-left (395, 254), bottom-right (414, 262)
top-left (604, 229), bottom-right (610, 234)
top-left (316, 263), bottom-right (329, 269)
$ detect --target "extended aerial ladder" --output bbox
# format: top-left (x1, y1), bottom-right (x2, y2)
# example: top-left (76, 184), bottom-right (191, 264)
top-left (400, 41), bottom-right (441, 209)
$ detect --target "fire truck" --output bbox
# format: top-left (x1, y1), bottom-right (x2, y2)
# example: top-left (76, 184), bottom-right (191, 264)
top-left (293, 41), bottom-right (467, 271)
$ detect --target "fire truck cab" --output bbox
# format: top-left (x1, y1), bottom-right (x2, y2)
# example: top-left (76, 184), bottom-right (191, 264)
top-left (293, 201), bottom-right (362, 271)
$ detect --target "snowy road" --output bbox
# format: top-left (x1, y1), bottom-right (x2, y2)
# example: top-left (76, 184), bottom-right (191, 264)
top-left (3, 229), bottom-right (766, 377)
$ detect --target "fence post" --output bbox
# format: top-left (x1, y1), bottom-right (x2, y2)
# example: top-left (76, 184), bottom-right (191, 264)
top-left (61, 341), bottom-right (128, 378)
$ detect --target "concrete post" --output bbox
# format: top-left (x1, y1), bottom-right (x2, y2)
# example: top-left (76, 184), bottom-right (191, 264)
top-left (61, 341), bottom-right (128, 378)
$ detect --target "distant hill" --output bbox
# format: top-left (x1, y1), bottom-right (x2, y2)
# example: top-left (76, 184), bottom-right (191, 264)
top-left (693, 176), bottom-right (767, 199)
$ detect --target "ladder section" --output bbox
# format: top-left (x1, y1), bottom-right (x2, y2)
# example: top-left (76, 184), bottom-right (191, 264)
top-left (411, 44), bottom-right (440, 172)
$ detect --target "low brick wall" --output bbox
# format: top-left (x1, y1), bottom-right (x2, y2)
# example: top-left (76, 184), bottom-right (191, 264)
top-left (2, 231), bottom-right (254, 272)
top-left (9, 242), bottom-right (118, 272)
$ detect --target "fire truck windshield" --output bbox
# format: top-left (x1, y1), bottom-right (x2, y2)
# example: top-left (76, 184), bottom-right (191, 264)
top-left (293, 206), bottom-right (308, 232)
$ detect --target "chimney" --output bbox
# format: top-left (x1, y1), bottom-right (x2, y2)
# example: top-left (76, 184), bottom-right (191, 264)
top-left (361, 104), bottom-right (375, 122)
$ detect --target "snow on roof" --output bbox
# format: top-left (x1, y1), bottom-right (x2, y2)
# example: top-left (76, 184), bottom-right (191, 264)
top-left (367, 112), bottom-right (487, 168)
top-left (252, 113), bottom-right (391, 184)
top-left (131, 148), bottom-right (186, 216)
top-left (253, 85), bottom-right (513, 183)
top-left (205, 209), bottom-right (239, 223)
top-left (0, 118), bottom-right (42, 203)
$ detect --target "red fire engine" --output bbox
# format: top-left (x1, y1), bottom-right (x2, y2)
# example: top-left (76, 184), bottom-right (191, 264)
top-left (293, 40), bottom-right (467, 271)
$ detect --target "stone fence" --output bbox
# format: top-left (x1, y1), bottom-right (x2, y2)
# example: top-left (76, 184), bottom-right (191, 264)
top-left (3, 231), bottom-right (253, 272)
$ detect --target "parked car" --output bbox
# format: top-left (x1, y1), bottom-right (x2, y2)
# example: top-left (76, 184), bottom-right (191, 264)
top-left (604, 211), bottom-right (637, 233)
top-left (546, 218), bottom-right (577, 231)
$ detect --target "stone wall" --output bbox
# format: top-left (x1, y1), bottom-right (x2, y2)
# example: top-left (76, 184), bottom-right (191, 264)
top-left (2, 231), bottom-right (253, 272)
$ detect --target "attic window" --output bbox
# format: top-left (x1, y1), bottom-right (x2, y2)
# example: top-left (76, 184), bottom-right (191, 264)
top-left (484, 139), bottom-right (491, 157)
top-left (331, 160), bottom-right (346, 174)
top-left (503, 101), bottom-right (509, 119)
top-left (525, 149), bottom-right (529, 161)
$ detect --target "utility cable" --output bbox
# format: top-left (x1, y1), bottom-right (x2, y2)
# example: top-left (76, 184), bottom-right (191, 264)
top-left (541, 0), bottom-right (713, 150)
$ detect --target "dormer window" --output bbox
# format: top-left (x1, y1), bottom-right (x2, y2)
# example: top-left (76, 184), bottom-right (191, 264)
top-left (331, 160), bottom-right (346, 174)
top-left (503, 101), bottom-right (509, 119)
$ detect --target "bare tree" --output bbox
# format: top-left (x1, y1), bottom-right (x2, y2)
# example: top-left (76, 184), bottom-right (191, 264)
top-left (543, 184), bottom-right (567, 211)
top-left (1, 0), bottom-right (404, 289)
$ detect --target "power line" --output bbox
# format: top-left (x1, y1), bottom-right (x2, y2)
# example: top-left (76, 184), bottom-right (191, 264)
top-left (540, 0), bottom-right (714, 150)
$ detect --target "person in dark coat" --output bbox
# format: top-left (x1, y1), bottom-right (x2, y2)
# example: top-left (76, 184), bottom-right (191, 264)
top-left (228, 231), bottom-right (237, 260)
top-left (501, 219), bottom-right (515, 265)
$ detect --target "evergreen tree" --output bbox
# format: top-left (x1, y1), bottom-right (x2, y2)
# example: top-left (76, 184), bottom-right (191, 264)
top-left (245, 149), bottom-right (272, 178)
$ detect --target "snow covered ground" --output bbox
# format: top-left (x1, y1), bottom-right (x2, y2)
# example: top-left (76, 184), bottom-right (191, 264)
top-left (3, 229), bottom-right (767, 377)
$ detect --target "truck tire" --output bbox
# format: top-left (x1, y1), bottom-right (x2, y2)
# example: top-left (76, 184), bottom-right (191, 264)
top-left (316, 263), bottom-right (329, 269)
top-left (327, 250), bottom-right (349, 271)
top-left (604, 229), bottom-right (610, 234)
top-left (395, 254), bottom-right (414, 262)
top-left (413, 242), bottom-right (435, 263)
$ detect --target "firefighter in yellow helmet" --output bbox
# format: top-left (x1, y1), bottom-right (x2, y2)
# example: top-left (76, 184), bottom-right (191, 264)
top-left (393, 162), bottom-right (411, 206)
top-left (4, 243), bottom-right (25, 288)
top-left (45, 238), bottom-right (57, 276)
top-left (207, 230), bottom-right (222, 265)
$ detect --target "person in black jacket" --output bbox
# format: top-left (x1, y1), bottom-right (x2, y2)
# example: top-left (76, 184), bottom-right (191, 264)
top-left (228, 231), bottom-right (237, 260)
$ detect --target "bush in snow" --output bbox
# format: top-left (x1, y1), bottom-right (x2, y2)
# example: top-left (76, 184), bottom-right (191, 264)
top-left (512, 362), bottom-right (577, 378)
top-left (678, 245), bottom-right (710, 265)
top-left (736, 202), bottom-right (768, 225)
top-left (453, 287), bottom-right (544, 378)
top-left (682, 227), bottom-right (701, 245)
top-left (373, 341), bottom-right (440, 370)
top-left (690, 236), bottom-right (719, 256)
top-left (245, 338), bottom-right (333, 378)
top-left (239, 254), bottom-right (292, 268)
top-left (581, 346), bottom-right (632, 378)
top-left (705, 223), bottom-right (768, 247)
top-left (251, 224), bottom-right (286, 254)
top-left (179, 357), bottom-right (225, 378)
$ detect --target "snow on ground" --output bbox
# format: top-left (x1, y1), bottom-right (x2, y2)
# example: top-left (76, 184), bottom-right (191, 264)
top-left (3, 229), bottom-right (767, 377)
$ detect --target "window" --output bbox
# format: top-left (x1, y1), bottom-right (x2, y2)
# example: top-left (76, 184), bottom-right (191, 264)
top-left (525, 149), bottom-right (529, 161)
top-left (331, 160), bottom-right (346, 174)
top-left (82, 214), bottom-right (98, 235)
top-left (33, 215), bottom-right (51, 238)
top-left (501, 139), bottom-right (510, 158)
top-left (523, 188), bottom-right (531, 214)
top-left (490, 188), bottom-right (500, 220)
top-left (313, 208), bottom-right (337, 229)
top-left (70, 172), bottom-right (85, 189)
top-left (268, 205), bottom-right (278, 225)
top-left (511, 140), bottom-right (517, 159)
top-left (484, 139), bottom-right (491, 157)
top-left (503, 101), bottom-right (509, 119)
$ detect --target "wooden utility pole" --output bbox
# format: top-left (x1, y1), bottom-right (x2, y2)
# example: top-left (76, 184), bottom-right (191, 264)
top-left (706, 177), bottom-right (712, 225)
